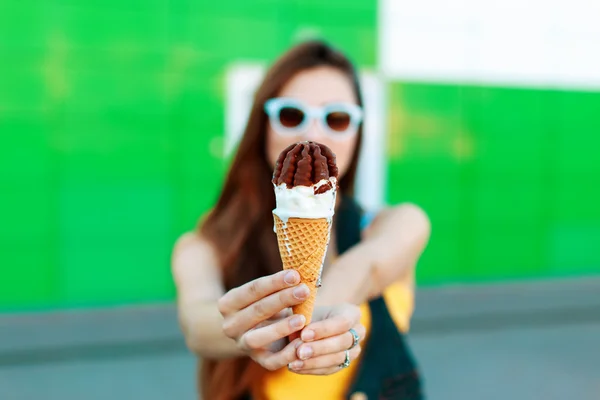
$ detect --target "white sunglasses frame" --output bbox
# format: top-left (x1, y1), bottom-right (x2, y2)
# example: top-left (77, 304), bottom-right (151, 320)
top-left (264, 97), bottom-right (363, 140)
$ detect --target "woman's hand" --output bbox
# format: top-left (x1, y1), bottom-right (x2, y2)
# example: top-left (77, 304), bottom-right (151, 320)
top-left (288, 303), bottom-right (365, 375)
top-left (217, 270), bottom-right (310, 370)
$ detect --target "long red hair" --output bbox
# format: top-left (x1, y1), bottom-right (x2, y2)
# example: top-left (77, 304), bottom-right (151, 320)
top-left (199, 40), bottom-right (364, 400)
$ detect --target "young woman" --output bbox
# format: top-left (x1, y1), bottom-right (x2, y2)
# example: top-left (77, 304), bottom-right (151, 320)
top-left (172, 40), bottom-right (431, 400)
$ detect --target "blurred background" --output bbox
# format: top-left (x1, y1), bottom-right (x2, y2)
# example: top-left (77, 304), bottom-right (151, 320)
top-left (1, 0), bottom-right (599, 399)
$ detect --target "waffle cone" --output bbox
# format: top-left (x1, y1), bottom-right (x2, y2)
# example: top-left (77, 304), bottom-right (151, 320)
top-left (274, 214), bottom-right (331, 324)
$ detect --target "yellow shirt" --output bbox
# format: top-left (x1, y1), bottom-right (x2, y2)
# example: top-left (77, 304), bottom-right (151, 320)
top-left (253, 280), bottom-right (414, 400)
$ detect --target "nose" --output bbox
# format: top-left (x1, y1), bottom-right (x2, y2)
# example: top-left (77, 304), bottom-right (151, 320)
top-left (304, 117), bottom-right (326, 141)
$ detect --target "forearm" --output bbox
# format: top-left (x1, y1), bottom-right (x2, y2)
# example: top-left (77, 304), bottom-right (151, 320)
top-left (317, 204), bottom-right (430, 306)
top-left (178, 299), bottom-right (244, 359)
top-left (316, 242), bottom-right (379, 306)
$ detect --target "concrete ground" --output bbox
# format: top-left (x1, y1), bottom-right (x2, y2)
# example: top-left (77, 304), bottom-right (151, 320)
top-left (1, 278), bottom-right (599, 400)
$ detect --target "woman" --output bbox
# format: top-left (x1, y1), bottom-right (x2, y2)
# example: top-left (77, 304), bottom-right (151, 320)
top-left (172, 41), bottom-right (431, 400)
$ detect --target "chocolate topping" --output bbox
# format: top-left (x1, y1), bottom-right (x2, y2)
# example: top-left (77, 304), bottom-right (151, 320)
top-left (272, 141), bottom-right (338, 194)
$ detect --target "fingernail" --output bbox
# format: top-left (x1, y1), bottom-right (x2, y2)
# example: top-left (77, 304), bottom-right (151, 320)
top-left (293, 285), bottom-right (309, 299)
top-left (301, 329), bottom-right (315, 341)
top-left (290, 315), bottom-right (305, 328)
top-left (290, 360), bottom-right (303, 370)
top-left (294, 340), bottom-right (303, 349)
top-left (284, 271), bottom-right (299, 285)
top-left (299, 346), bottom-right (313, 360)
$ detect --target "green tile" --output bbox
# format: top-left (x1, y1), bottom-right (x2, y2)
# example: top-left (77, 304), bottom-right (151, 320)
top-left (0, 187), bottom-right (54, 239)
top-left (416, 231), bottom-right (462, 284)
top-left (547, 222), bottom-right (600, 274)
top-left (471, 179), bottom-right (545, 223)
top-left (58, 184), bottom-right (173, 303)
top-left (554, 174), bottom-right (600, 221)
top-left (470, 229), bottom-right (545, 280)
top-left (387, 81), bottom-right (600, 286)
top-left (0, 248), bottom-right (57, 309)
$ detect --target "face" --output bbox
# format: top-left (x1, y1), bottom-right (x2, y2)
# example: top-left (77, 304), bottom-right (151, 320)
top-left (265, 66), bottom-right (361, 178)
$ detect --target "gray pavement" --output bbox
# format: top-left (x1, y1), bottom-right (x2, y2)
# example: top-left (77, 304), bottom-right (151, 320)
top-left (411, 323), bottom-right (600, 400)
top-left (0, 353), bottom-right (197, 400)
top-left (1, 278), bottom-right (599, 400)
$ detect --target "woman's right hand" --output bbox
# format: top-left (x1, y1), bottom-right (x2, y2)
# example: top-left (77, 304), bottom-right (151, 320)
top-left (217, 270), bottom-right (310, 370)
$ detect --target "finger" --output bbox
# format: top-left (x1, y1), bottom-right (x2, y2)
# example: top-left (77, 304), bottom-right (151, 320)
top-left (255, 338), bottom-right (302, 371)
top-left (241, 314), bottom-right (306, 351)
top-left (223, 284), bottom-right (310, 339)
top-left (291, 366), bottom-right (339, 376)
top-left (271, 308), bottom-right (293, 320)
top-left (296, 324), bottom-right (365, 360)
top-left (289, 346), bottom-right (361, 373)
top-left (218, 270), bottom-right (300, 315)
top-left (301, 307), bottom-right (360, 342)
top-left (254, 308), bottom-right (293, 329)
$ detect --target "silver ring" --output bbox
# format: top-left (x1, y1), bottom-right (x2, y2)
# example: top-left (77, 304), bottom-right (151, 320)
top-left (348, 328), bottom-right (360, 350)
top-left (339, 350), bottom-right (351, 369)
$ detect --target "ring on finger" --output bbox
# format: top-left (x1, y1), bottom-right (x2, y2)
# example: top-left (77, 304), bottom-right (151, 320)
top-left (339, 350), bottom-right (351, 369)
top-left (348, 328), bottom-right (360, 350)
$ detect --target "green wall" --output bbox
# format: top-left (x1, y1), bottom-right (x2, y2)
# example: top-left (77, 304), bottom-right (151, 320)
top-left (0, 0), bottom-right (377, 310)
top-left (1, 0), bottom-right (598, 311)
top-left (387, 84), bottom-right (600, 284)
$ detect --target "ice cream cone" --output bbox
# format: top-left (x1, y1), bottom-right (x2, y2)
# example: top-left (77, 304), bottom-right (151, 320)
top-left (271, 141), bottom-right (338, 325)
top-left (274, 214), bottom-right (331, 324)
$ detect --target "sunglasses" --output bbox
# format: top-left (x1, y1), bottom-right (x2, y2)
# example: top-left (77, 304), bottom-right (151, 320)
top-left (264, 97), bottom-right (363, 139)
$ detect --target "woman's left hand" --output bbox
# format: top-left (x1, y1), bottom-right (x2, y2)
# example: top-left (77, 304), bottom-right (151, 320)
top-left (287, 303), bottom-right (366, 375)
